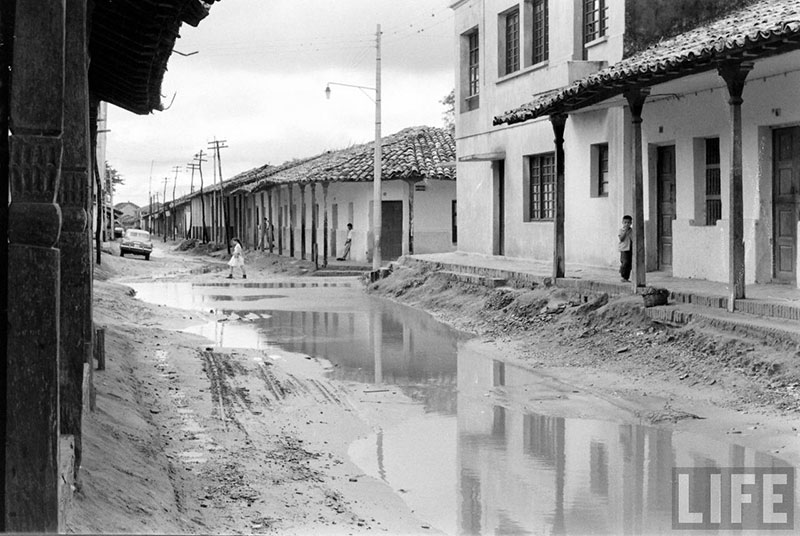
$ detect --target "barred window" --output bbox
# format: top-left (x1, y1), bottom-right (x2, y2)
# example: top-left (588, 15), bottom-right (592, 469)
top-left (500, 7), bottom-right (520, 75)
top-left (583, 0), bottom-right (607, 45)
top-left (468, 30), bottom-right (479, 98)
top-left (529, 153), bottom-right (556, 220)
top-left (595, 143), bottom-right (609, 196)
top-left (705, 138), bottom-right (722, 225)
top-left (531, 0), bottom-right (548, 64)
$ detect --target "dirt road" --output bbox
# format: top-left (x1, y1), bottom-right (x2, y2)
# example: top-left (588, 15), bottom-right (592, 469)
top-left (67, 240), bottom-right (800, 534)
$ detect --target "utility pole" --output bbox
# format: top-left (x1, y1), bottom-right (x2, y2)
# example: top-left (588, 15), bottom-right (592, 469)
top-left (208, 138), bottom-right (230, 253)
top-left (162, 177), bottom-right (169, 242)
top-left (148, 159), bottom-right (154, 234)
top-left (171, 165), bottom-right (180, 240)
top-left (372, 23), bottom-right (382, 272)
top-left (187, 161), bottom-right (200, 239)
top-left (195, 150), bottom-right (209, 243)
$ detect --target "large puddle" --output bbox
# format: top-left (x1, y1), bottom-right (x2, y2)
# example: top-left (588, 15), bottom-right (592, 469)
top-left (130, 280), bottom-right (794, 535)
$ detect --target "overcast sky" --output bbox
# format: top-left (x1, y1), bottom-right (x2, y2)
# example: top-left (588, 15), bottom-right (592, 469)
top-left (107, 0), bottom-right (455, 207)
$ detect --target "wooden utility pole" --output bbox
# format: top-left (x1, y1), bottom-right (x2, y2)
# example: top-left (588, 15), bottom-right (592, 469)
top-left (171, 165), bottom-right (180, 240)
top-left (195, 150), bottom-right (208, 243)
top-left (208, 139), bottom-right (229, 252)
top-left (162, 177), bottom-right (169, 242)
top-left (187, 161), bottom-right (200, 239)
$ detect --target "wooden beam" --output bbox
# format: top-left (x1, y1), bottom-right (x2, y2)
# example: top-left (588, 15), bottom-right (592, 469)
top-left (7, 0), bottom-right (65, 530)
top-left (624, 87), bottom-right (650, 290)
top-left (550, 114), bottom-right (567, 279)
top-left (718, 60), bottom-right (753, 310)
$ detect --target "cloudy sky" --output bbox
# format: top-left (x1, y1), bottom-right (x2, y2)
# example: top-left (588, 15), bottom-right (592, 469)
top-left (107, 0), bottom-right (455, 206)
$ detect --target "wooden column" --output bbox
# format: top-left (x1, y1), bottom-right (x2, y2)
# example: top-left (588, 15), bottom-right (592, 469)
top-left (718, 61), bottom-right (753, 311)
top-left (276, 186), bottom-right (283, 255)
top-left (7, 0), bottom-right (65, 530)
top-left (625, 88), bottom-right (650, 290)
top-left (406, 178), bottom-right (420, 255)
top-left (59, 0), bottom-right (91, 478)
top-left (268, 187), bottom-right (274, 253)
top-left (550, 113), bottom-right (567, 279)
top-left (322, 182), bottom-right (329, 267)
top-left (310, 183), bottom-right (317, 264)
top-left (300, 183), bottom-right (307, 260)
top-left (288, 183), bottom-right (295, 257)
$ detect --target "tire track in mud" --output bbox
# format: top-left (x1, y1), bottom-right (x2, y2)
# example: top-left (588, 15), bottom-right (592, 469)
top-left (200, 350), bottom-right (252, 433)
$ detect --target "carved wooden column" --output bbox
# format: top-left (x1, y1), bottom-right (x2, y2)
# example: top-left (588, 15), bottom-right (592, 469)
top-left (276, 186), bottom-right (283, 255)
top-left (7, 0), bottom-right (66, 530)
top-left (59, 0), bottom-right (92, 478)
top-left (322, 182), bottom-right (329, 267)
top-left (550, 113), bottom-right (567, 279)
top-left (267, 187), bottom-right (274, 253)
top-left (288, 183), bottom-right (295, 257)
top-left (718, 61), bottom-right (753, 311)
top-left (300, 183), bottom-right (307, 260)
top-left (625, 88), bottom-right (650, 290)
top-left (310, 183), bottom-right (317, 264)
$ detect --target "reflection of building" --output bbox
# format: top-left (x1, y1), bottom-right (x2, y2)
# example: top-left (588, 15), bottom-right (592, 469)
top-left (456, 352), bottom-right (789, 534)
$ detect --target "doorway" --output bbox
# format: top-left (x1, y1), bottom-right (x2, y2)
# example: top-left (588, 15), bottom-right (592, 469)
top-left (494, 160), bottom-right (505, 256)
top-left (381, 200), bottom-right (403, 260)
top-left (657, 146), bottom-right (676, 271)
top-left (774, 127), bottom-right (799, 283)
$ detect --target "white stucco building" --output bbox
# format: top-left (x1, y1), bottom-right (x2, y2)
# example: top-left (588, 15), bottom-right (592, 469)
top-left (452, 0), bottom-right (800, 291)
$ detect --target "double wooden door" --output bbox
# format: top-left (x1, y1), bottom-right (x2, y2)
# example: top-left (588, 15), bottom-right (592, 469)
top-left (774, 127), bottom-right (800, 283)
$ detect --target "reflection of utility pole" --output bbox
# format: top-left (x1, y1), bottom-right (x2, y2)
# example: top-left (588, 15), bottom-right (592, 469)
top-left (208, 138), bottom-right (229, 253)
top-left (195, 150), bottom-right (208, 243)
top-left (162, 177), bottom-right (169, 242)
top-left (171, 165), bottom-right (180, 240)
top-left (187, 161), bottom-right (200, 239)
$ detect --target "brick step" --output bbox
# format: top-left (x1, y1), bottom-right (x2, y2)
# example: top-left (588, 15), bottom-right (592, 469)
top-left (436, 270), bottom-right (507, 288)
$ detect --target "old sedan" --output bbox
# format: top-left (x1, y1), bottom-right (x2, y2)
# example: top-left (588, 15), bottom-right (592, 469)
top-left (120, 229), bottom-right (153, 260)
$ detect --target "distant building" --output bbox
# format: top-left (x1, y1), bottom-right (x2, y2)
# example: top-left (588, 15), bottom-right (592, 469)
top-left (114, 201), bottom-right (141, 229)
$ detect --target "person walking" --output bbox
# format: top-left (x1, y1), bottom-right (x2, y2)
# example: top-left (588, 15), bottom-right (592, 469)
top-left (618, 215), bottom-right (632, 282)
top-left (227, 237), bottom-right (247, 279)
top-left (336, 223), bottom-right (353, 261)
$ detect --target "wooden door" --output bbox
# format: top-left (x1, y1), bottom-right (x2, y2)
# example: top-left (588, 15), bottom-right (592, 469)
top-left (774, 127), bottom-right (800, 283)
top-left (381, 200), bottom-right (403, 260)
top-left (657, 146), bottom-right (676, 270)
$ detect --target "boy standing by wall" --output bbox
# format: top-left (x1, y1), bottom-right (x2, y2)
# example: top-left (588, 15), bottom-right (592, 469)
top-left (618, 215), bottom-right (633, 282)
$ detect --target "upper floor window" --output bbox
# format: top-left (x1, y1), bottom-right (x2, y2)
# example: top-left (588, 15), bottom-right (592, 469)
top-left (530, 0), bottom-right (548, 65)
top-left (461, 28), bottom-right (480, 111)
top-left (583, 0), bottom-right (607, 45)
top-left (499, 7), bottom-right (520, 76)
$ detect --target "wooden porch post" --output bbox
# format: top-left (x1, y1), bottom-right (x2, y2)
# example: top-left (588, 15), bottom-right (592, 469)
top-left (718, 60), bottom-right (753, 311)
top-left (276, 186), bottom-right (284, 255)
top-left (300, 183), bottom-right (307, 260)
top-left (288, 183), bottom-right (295, 257)
top-left (624, 88), bottom-right (650, 290)
top-left (59, 0), bottom-right (92, 478)
top-left (7, 0), bottom-right (65, 530)
top-left (310, 183), bottom-right (317, 264)
top-left (406, 178), bottom-right (420, 255)
top-left (550, 113), bottom-right (567, 279)
top-left (322, 182), bottom-right (329, 267)
top-left (268, 187), bottom-right (274, 253)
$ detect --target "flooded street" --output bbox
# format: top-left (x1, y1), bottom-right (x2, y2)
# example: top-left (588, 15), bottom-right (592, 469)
top-left (130, 279), bottom-right (794, 535)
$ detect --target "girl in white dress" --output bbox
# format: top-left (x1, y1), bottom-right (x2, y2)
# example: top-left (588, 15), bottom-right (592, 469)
top-left (227, 238), bottom-right (246, 279)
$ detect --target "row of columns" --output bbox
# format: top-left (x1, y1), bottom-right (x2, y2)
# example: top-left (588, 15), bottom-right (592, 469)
top-left (6, 0), bottom-right (97, 530)
top-left (548, 60), bottom-right (752, 310)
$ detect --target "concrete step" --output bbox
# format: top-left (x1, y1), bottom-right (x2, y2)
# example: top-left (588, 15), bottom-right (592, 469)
top-left (311, 270), bottom-right (366, 277)
top-left (437, 270), bottom-right (507, 288)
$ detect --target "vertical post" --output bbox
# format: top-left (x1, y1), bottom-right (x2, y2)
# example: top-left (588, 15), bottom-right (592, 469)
top-left (59, 0), bottom-right (91, 479)
top-left (300, 183), bottom-right (307, 260)
top-left (373, 23), bottom-right (382, 271)
top-left (277, 186), bottom-right (283, 255)
top-left (7, 0), bottom-right (65, 530)
top-left (718, 61), bottom-right (753, 311)
top-left (550, 113), bottom-right (567, 279)
top-left (322, 182), bottom-right (329, 267)
top-left (406, 178), bottom-right (416, 255)
top-left (268, 187), bottom-right (274, 253)
top-left (310, 183), bottom-right (317, 264)
top-left (288, 183), bottom-right (295, 257)
top-left (625, 88), bottom-right (650, 290)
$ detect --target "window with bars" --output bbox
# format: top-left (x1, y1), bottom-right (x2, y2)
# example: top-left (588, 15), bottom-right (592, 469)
top-left (528, 153), bottom-right (556, 220)
top-left (531, 0), bottom-right (548, 64)
top-left (594, 143), bottom-right (609, 196)
top-left (583, 0), bottom-right (607, 45)
top-left (500, 7), bottom-right (520, 76)
top-left (704, 138), bottom-right (722, 225)
top-left (467, 30), bottom-right (480, 99)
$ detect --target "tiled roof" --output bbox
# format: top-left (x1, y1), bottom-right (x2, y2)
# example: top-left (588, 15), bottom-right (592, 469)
top-left (232, 126), bottom-right (455, 194)
top-left (494, 0), bottom-right (800, 125)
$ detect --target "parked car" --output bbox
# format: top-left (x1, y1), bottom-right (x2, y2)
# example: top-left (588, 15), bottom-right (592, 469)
top-left (120, 229), bottom-right (153, 260)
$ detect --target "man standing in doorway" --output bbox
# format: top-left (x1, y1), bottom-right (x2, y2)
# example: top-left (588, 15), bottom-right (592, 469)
top-left (337, 223), bottom-right (353, 261)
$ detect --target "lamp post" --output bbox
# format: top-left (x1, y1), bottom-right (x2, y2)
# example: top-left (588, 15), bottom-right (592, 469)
top-left (325, 23), bottom-right (382, 272)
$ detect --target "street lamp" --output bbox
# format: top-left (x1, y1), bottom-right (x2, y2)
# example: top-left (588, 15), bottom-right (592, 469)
top-left (325, 24), bottom-right (382, 273)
